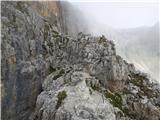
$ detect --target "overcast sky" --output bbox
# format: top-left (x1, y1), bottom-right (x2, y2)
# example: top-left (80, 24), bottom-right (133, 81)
top-left (69, 0), bottom-right (159, 29)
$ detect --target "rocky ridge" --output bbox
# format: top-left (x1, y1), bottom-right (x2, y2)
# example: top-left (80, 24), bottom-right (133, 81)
top-left (1, 1), bottom-right (160, 120)
top-left (30, 31), bottom-right (160, 120)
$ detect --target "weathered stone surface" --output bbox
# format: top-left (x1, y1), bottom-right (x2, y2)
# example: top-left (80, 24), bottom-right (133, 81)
top-left (1, 1), bottom-right (63, 120)
top-left (32, 71), bottom-right (116, 120)
top-left (2, 1), bottom-right (160, 120)
top-left (32, 63), bottom-right (160, 120)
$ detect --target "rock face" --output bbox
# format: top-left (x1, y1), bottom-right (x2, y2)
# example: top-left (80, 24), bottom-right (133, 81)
top-left (1, 1), bottom-right (160, 120)
top-left (30, 32), bottom-right (160, 120)
top-left (32, 71), bottom-right (116, 120)
top-left (1, 1), bottom-right (63, 120)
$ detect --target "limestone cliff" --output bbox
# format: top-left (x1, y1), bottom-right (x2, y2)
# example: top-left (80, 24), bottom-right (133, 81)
top-left (1, 1), bottom-right (160, 120)
top-left (1, 1), bottom-right (62, 120)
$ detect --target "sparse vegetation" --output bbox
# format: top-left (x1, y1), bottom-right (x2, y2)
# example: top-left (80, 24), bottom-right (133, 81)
top-left (98, 35), bottom-right (109, 47)
top-left (53, 69), bottom-right (65, 80)
top-left (122, 108), bottom-right (137, 119)
top-left (49, 66), bottom-right (56, 74)
top-left (16, 2), bottom-right (29, 15)
top-left (99, 114), bottom-right (105, 119)
top-left (56, 90), bottom-right (67, 109)
top-left (89, 88), bottom-right (92, 95)
top-left (105, 91), bottom-right (136, 119)
top-left (105, 91), bottom-right (122, 110)
top-left (52, 30), bottom-right (59, 37)
top-left (98, 35), bottom-right (106, 44)
top-left (129, 74), bottom-right (144, 87)
top-left (91, 83), bottom-right (101, 91)
top-left (129, 73), bottom-right (155, 98)
top-left (49, 66), bottom-right (65, 80)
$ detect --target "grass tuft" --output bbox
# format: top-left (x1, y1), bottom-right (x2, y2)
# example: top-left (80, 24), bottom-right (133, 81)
top-left (56, 90), bottom-right (67, 109)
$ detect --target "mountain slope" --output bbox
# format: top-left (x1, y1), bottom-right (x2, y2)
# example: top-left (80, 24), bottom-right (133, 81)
top-left (1, 1), bottom-right (160, 120)
top-left (117, 23), bottom-right (160, 83)
top-left (30, 32), bottom-right (160, 120)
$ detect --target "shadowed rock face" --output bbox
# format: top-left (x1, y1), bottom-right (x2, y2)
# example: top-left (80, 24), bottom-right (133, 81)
top-left (1, 1), bottom-right (63, 120)
top-left (1, 1), bottom-right (160, 120)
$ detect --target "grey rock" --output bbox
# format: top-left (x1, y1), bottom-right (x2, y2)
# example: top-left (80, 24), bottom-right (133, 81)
top-left (2, 1), bottom-right (160, 120)
top-left (1, 1), bottom-right (63, 120)
top-left (33, 71), bottom-right (116, 120)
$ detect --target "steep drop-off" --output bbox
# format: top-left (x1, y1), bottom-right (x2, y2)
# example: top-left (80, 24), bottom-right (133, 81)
top-left (1, 1), bottom-right (160, 120)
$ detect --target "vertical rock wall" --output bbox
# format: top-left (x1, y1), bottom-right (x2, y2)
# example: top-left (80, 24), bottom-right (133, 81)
top-left (1, 1), bottom-right (63, 120)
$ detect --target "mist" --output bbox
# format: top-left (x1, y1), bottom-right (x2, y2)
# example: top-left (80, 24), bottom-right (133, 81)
top-left (66, 1), bottom-right (160, 83)
top-left (71, 1), bottom-right (159, 29)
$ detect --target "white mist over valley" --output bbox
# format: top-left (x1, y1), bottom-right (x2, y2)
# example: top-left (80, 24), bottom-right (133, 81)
top-left (69, 1), bottom-right (160, 83)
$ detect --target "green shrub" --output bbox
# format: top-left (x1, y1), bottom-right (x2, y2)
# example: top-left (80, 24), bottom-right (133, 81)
top-left (49, 66), bottom-right (56, 74)
top-left (105, 91), bottom-right (122, 110)
top-left (129, 73), bottom-right (154, 98)
top-left (53, 69), bottom-right (65, 80)
top-left (56, 90), bottom-right (67, 109)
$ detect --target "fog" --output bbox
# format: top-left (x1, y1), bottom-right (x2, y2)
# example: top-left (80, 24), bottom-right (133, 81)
top-left (70, 1), bottom-right (159, 29)
top-left (66, 1), bottom-right (160, 83)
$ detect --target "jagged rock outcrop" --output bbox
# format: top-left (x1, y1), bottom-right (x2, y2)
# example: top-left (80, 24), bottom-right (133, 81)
top-left (30, 31), bottom-right (160, 120)
top-left (1, 1), bottom-right (160, 120)
top-left (1, 1), bottom-right (92, 120)
top-left (31, 70), bottom-right (116, 120)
